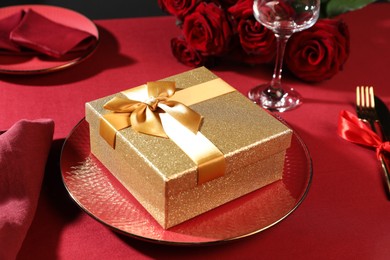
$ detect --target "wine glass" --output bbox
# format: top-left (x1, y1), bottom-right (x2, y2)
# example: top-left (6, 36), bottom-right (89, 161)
top-left (248, 0), bottom-right (320, 112)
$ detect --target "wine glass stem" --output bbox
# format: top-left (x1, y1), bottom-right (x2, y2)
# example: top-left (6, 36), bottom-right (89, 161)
top-left (269, 34), bottom-right (291, 96)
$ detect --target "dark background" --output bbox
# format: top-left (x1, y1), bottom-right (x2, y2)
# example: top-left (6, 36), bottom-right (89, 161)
top-left (1, 1), bottom-right (388, 19)
top-left (0, 1), bottom-right (166, 19)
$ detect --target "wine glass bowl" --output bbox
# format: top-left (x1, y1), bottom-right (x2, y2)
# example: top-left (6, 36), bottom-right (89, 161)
top-left (249, 0), bottom-right (320, 112)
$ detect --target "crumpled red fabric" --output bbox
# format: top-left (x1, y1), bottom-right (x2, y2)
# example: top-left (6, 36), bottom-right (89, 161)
top-left (0, 119), bottom-right (54, 260)
top-left (0, 9), bottom-right (97, 58)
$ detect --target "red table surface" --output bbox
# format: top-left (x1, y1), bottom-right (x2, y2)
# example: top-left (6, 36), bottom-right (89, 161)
top-left (1, 3), bottom-right (389, 260)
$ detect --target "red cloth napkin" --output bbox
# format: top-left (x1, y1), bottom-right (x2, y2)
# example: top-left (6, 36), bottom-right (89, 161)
top-left (0, 119), bottom-right (54, 260)
top-left (0, 10), bottom-right (23, 52)
top-left (0, 9), bottom-right (97, 58)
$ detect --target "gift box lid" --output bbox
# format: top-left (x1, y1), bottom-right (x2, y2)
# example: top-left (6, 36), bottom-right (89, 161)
top-left (86, 67), bottom-right (292, 193)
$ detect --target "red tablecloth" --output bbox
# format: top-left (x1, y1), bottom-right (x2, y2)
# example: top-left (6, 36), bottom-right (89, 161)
top-left (1, 3), bottom-right (390, 259)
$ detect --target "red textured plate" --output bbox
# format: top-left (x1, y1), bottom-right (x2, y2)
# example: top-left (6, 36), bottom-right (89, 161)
top-left (61, 119), bottom-right (312, 245)
top-left (0, 5), bottom-right (99, 74)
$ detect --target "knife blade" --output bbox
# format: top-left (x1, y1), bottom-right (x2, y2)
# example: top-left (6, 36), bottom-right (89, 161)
top-left (375, 96), bottom-right (390, 141)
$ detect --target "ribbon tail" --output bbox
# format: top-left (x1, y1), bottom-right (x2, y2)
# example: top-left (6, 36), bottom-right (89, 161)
top-left (147, 81), bottom-right (176, 97)
top-left (160, 113), bottom-right (225, 185)
top-left (159, 101), bottom-right (203, 134)
top-left (100, 113), bottom-right (131, 148)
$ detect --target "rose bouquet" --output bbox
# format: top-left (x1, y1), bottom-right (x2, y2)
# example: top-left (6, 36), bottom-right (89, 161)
top-left (158, 0), bottom-right (377, 82)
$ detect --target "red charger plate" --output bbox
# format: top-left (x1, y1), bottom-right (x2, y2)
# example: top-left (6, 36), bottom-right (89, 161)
top-left (61, 119), bottom-right (312, 245)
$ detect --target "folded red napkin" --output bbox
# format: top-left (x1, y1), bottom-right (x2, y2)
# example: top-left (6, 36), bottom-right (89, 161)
top-left (0, 9), bottom-right (97, 58)
top-left (0, 10), bottom-right (23, 52)
top-left (0, 119), bottom-right (54, 260)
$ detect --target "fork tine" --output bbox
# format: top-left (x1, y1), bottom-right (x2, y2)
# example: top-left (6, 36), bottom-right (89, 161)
top-left (362, 86), bottom-right (366, 108)
top-left (369, 86), bottom-right (375, 109)
top-left (364, 86), bottom-right (369, 108)
top-left (356, 86), bottom-right (361, 108)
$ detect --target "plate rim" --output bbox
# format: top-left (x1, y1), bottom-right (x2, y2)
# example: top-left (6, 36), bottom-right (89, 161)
top-left (60, 118), bottom-right (313, 246)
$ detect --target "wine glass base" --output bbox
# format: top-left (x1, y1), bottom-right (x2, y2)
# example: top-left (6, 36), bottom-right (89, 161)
top-left (248, 84), bottom-right (302, 112)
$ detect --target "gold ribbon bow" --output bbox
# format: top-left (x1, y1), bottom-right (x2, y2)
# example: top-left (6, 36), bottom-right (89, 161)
top-left (100, 81), bottom-right (202, 147)
top-left (99, 78), bottom-right (235, 184)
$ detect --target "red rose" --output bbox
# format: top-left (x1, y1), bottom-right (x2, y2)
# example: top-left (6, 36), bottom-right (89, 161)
top-left (285, 18), bottom-right (350, 82)
top-left (158, 0), bottom-right (198, 20)
top-left (171, 36), bottom-right (209, 67)
top-left (182, 2), bottom-right (233, 56)
top-left (228, 0), bottom-right (275, 64)
top-left (235, 18), bottom-right (276, 63)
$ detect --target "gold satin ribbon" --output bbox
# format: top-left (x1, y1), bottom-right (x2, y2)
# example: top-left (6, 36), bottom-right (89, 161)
top-left (101, 81), bottom-right (202, 142)
top-left (100, 78), bottom-right (235, 184)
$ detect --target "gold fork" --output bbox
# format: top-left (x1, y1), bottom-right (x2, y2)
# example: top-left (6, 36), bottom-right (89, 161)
top-left (356, 86), bottom-right (390, 197)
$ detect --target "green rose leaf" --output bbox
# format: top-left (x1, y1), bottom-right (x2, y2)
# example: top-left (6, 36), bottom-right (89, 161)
top-left (325, 0), bottom-right (377, 17)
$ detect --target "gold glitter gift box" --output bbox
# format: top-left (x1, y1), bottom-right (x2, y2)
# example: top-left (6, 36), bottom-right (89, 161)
top-left (85, 67), bottom-right (292, 229)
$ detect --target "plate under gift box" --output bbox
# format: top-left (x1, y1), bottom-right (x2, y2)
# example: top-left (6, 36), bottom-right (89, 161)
top-left (85, 67), bottom-right (292, 229)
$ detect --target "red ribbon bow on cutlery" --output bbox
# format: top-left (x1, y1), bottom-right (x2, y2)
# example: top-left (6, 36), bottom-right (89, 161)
top-left (338, 110), bottom-right (390, 158)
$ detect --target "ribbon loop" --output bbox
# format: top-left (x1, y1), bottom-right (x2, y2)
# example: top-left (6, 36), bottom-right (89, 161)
top-left (104, 96), bottom-right (143, 113)
top-left (102, 81), bottom-right (203, 141)
top-left (147, 81), bottom-right (176, 97)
